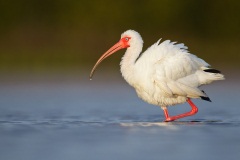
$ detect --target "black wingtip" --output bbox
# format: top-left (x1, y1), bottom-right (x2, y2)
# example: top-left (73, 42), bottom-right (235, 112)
top-left (203, 68), bottom-right (221, 74)
top-left (200, 96), bottom-right (212, 102)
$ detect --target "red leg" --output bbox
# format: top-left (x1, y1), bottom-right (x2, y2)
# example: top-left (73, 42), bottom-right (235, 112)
top-left (163, 98), bottom-right (198, 122)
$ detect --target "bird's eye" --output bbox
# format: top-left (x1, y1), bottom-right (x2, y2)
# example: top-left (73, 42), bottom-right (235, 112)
top-left (125, 37), bottom-right (129, 41)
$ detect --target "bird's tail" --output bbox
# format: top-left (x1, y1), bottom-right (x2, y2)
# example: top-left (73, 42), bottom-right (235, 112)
top-left (200, 68), bottom-right (225, 85)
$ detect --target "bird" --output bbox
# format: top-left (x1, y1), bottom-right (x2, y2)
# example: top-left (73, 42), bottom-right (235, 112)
top-left (90, 30), bottom-right (224, 122)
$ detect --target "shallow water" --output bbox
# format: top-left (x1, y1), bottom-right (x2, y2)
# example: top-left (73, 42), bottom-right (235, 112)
top-left (0, 73), bottom-right (240, 160)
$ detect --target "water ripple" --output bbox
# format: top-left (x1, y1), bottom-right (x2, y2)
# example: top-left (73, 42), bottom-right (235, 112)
top-left (0, 117), bottom-right (239, 128)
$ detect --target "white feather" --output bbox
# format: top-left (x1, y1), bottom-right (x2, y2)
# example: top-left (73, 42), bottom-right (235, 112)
top-left (119, 30), bottom-right (224, 107)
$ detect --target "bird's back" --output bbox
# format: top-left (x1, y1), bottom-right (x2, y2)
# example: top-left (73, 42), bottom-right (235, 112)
top-left (136, 39), bottom-right (209, 81)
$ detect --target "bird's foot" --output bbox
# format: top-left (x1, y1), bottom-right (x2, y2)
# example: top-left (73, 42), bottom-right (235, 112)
top-left (164, 117), bottom-right (177, 122)
top-left (163, 109), bottom-right (179, 122)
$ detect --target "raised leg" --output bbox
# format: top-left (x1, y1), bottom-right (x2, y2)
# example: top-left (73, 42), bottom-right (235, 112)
top-left (163, 98), bottom-right (198, 122)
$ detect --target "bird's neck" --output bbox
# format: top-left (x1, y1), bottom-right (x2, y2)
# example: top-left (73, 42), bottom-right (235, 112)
top-left (120, 43), bottom-right (143, 86)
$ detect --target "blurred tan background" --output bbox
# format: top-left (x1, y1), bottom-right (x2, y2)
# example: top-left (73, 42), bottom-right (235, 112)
top-left (0, 0), bottom-right (239, 77)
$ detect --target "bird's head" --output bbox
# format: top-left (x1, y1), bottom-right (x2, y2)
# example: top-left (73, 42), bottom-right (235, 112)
top-left (90, 30), bottom-right (142, 79)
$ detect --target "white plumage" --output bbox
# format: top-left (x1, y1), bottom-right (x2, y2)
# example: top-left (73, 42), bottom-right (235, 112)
top-left (90, 30), bottom-right (224, 121)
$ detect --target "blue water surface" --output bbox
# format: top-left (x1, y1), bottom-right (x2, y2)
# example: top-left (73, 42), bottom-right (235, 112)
top-left (0, 72), bottom-right (239, 160)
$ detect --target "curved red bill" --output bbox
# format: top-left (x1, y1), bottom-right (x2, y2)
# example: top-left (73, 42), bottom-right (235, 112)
top-left (89, 41), bottom-right (124, 80)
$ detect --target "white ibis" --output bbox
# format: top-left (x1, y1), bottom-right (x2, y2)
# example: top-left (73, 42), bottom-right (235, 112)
top-left (90, 30), bottom-right (224, 122)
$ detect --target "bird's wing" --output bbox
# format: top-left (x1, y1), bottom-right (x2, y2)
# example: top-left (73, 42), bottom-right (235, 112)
top-left (147, 40), bottom-right (209, 98)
